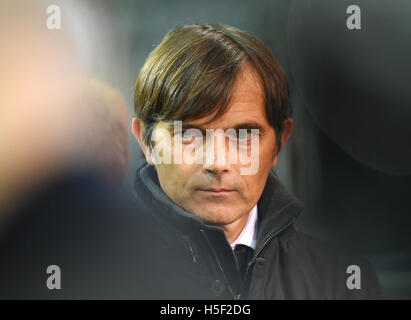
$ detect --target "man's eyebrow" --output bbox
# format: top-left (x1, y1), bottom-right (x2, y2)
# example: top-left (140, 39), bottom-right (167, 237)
top-left (178, 122), bottom-right (265, 134)
top-left (231, 122), bottom-right (265, 134)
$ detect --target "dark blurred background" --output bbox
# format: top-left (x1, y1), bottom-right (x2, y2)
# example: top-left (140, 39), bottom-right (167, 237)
top-left (1, 0), bottom-right (410, 299)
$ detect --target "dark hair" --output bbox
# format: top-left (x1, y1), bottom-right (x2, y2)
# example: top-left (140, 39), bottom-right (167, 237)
top-left (134, 23), bottom-right (292, 152)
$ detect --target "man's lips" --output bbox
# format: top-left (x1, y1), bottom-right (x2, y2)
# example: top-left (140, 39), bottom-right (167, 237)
top-left (197, 188), bottom-right (236, 196)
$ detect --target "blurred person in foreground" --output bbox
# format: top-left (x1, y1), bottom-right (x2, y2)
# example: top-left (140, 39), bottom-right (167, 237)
top-left (0, 2), bottom-right (137, 297)
top-left (0, 75), bottom-right (134, 299)
top-left (130, 24), bottom-right (383, 299)
top-left (0, 1), bottom-right (129, 219)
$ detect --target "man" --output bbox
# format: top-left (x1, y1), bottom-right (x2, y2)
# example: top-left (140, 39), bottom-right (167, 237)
top-left (131, 23), bottom-right (382, 299)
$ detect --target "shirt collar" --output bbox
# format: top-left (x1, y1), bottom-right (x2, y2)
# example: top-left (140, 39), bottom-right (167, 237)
top-left (230, 205), bottom-right (258, 250)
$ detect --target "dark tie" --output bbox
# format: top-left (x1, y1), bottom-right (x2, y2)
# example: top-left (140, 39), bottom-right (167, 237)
top-left (234, 244), bottom-right (253, 280)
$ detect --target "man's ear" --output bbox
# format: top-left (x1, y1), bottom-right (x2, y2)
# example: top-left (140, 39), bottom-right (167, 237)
top-left (132, 117), bottom-right (154, 165)
top-left (272, 118), bottom-right (293, 167)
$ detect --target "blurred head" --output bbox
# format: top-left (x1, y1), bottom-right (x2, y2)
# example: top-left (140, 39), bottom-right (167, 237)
top-left (77, 78), bottom-right (130, 188)
top-left (0, 1), bottom-right (81, 214)
top-left (133, 24), bottom-right (292, 232)
top-left (0, 1), bottom-right (129, 214)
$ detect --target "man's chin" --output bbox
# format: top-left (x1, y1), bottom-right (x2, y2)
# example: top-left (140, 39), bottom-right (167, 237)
top-left (187, 207), bottom-right (240, 226)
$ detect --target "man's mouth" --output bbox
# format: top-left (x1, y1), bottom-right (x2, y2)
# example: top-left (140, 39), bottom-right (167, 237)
top-left (197, 188), bottom-right (236, 197)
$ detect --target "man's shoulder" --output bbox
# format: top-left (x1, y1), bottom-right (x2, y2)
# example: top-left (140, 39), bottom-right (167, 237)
top-left (276, 224), bottom-right (383, 299)
top-left (283, 226), bottom-right (371, 266)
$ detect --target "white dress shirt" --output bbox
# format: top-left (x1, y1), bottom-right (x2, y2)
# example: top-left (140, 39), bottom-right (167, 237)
top-left (230, 205), bottom-right (258, 250)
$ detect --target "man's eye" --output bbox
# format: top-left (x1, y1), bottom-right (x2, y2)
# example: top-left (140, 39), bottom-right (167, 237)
top-left (238, 130), bottom-right (248, 140)
top-left (236, 129), bottom-right (259, 143)
top-left (237, 129), bottom-right (251, 140)
top-left (182, 130), bottom-right (203, 144)
top-left (182, 133), bottom-right (194, 143)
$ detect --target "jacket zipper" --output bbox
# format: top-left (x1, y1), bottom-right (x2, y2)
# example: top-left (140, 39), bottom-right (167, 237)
top-left (238, 216), bottom-right (297, 298)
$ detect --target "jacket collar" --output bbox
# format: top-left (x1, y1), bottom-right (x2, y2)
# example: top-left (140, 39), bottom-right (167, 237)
top-left (134, 162), bottom-right (303, 243)
top-left (255, 169), bottom-right (303, 244)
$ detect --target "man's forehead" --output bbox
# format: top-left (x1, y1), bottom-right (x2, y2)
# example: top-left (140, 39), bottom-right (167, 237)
top-left (184, 109), bottom-right (264, 128)
top-left (231, 62), bottom-right (264, 98)
top-left (159, 63), bottom-right (268, 130)
top-left (160, 113), bottom-right (267, 133)
top-left (188, 70), bottom-right (265, 125)
top-left (160, 102), bottom-right (268, 132)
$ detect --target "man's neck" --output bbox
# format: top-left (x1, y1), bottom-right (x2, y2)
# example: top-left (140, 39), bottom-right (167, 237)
top-left (221, 212), bottom-right (251, 244)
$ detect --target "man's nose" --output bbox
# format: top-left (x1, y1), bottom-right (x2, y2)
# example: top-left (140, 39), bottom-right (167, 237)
top-left (202, 131), bottom-right (232, 175)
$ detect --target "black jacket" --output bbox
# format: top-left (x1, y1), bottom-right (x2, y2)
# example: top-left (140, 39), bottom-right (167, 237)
top-left (0, 165), bottom-right (382, 299)
top-left (131, 163), bottom-right (383, 299)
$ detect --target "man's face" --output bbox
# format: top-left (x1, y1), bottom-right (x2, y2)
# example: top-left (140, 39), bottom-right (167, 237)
top-left (140, 64), bottom-right (285, 227)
